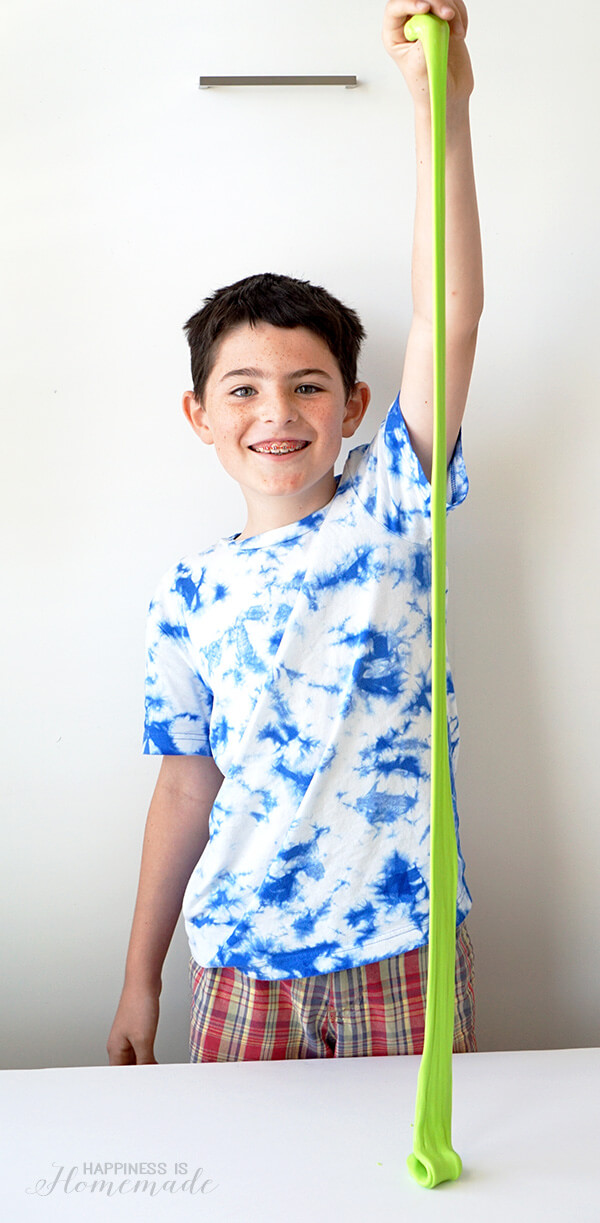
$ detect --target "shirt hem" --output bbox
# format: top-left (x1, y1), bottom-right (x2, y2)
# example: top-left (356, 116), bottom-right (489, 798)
top-left (186, 895), bottom-right (472, 981)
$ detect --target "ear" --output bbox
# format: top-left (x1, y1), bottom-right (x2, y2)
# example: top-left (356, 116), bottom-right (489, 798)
top-left (182, 390), bottom-right (214, 446)
top-left (342, 382), bottom-right (371, 438)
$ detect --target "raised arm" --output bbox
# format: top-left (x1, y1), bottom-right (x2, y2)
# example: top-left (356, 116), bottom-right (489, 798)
top-left (383, 0), bottom-right (483, 479)
top-left (107, 754), bottom-right (223, 1065)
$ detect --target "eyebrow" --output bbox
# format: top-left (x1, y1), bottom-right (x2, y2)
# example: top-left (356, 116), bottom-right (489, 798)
top-left (219, 367), bottom-right (334, 382)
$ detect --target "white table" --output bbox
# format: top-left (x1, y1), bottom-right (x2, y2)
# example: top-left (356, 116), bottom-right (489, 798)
top-left (1, 1048), bottom-right (599, 1221)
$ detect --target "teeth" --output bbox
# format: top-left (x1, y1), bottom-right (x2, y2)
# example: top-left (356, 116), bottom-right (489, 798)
top-left (252, 441), bottom-right (307, 454)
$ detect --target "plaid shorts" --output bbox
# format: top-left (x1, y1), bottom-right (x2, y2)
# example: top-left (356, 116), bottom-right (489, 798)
top-left (189, 922), bottom-right (476, 1062)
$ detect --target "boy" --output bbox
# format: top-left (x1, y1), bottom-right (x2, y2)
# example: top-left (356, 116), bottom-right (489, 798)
top-left (108, 0), bottom-right (482, 1066)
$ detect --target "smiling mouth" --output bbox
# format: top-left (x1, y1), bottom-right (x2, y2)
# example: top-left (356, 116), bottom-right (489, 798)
top-left (249, 440), bottom-right (310, 455)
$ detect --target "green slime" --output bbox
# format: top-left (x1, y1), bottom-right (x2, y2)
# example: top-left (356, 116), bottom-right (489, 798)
top-left (404, 13), bottom-right (462, 1190)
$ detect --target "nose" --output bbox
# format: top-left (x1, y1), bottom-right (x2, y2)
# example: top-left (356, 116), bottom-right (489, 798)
top-left (259, 388), bottom-right (299, 425)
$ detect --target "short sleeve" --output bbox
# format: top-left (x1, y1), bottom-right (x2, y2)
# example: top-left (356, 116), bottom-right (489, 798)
top-left (143, 566), bottom-right (214, 756)
top-left (341, 392), bottom-right (468, 536)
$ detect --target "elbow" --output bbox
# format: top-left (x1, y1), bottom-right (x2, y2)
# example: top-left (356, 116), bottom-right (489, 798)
top-left (447, 276), bottom-right (485, 337)
top-left (447, 300), bottom-right (483, 349)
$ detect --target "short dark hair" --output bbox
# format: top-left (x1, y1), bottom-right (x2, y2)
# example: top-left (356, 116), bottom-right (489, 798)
top-left (183, 272), bottom-right (366, 403)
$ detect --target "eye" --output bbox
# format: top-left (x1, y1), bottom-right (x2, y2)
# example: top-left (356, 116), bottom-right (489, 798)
top-left (230, 386), bottom-right (256, 398)
top-left (296, 384), bottom-right (322, 395)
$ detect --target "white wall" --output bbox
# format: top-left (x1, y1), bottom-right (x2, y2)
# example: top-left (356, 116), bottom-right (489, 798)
top-left (2, 0), bottom-right (599, 1068)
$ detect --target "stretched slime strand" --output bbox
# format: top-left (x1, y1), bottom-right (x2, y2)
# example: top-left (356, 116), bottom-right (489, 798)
top-left (404, 13), bottom-right (462, 1190)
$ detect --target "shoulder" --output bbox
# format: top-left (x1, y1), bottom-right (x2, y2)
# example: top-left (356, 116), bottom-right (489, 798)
top-left (337, 394), bottom-right (427, 517)
top-left (336, 393), bottom-right (468, 532)
top-left (149, 540), bottom-right (229, 614)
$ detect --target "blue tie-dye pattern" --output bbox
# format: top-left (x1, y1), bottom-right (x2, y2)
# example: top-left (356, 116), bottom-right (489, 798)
top-left (173, 568), bottom-right (204, 611)
top-left (258, 827), bottom-right (328, 908)
top-left (143, 394), bottom-right (471, 978)
top-left (354, 783), bottom-right (419, 827)
top-left (143, 720), bottom-right (178, 754)
top-left (292, 906), bottom-right (331, 938)
top-left (156, 620), bottom-right (189, 642)
top-left (358, 732), bottom-right (423, 780)
top-left (374, 851), bottom-right (428, 918)
top-left (350, 630), bottom-right (405, 700)
top-left (345, 901), bottom-right (378, 935)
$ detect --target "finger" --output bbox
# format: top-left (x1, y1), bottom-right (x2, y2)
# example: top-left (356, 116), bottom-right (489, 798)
top-left (424, 3), bottom-right (467, 38)
top-left (408, 1), bottom-right (468, 39)
top-left (383, 0), bottom-right (467, 49)
top-left (107, 1039), bottom-right (136, 1066)
top-left (447, 0), bottom-right (468, 38)
top-left (438, 0), bottom-right (468, 38)
top-left (383, 1), bottom-right (439, 48)
top-left (133, 1040), bottom-right (158, 1066)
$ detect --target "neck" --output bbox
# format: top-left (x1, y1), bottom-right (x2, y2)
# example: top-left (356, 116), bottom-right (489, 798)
top-left (237, 473), bottom-right (337, 542)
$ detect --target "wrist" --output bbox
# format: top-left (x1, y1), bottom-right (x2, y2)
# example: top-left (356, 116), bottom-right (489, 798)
top-left (123, 959), bottom-right (163, 996)
top-left (413, 92), bottom-right (470, 122)
top-left (414, 96), bottom-right (472, 158)
top-left (446, 96), bottom-right (471, 134)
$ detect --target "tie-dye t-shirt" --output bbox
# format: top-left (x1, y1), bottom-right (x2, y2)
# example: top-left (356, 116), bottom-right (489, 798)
top-left (144, 393), bottom-right (471, 979)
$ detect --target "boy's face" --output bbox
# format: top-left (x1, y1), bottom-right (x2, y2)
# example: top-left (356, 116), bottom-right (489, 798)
top-left (183, 322), bottom-right (370, 538)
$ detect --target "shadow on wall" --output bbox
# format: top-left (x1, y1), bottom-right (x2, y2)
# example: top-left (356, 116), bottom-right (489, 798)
top-left (454, 355), bottom-right (599, 1053)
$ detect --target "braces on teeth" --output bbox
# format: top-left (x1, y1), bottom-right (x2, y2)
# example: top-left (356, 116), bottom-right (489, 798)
top-left (253, 442), bottom-right (307, 454)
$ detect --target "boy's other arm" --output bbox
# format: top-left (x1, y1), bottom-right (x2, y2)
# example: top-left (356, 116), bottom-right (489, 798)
top-left (383, 0), bottom-right (483, 480)
top-left (107, 754), bottom-right (223, 1065)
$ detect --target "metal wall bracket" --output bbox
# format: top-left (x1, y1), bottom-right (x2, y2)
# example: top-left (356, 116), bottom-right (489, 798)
top-left (199, 75), bottom-right (358, 89)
